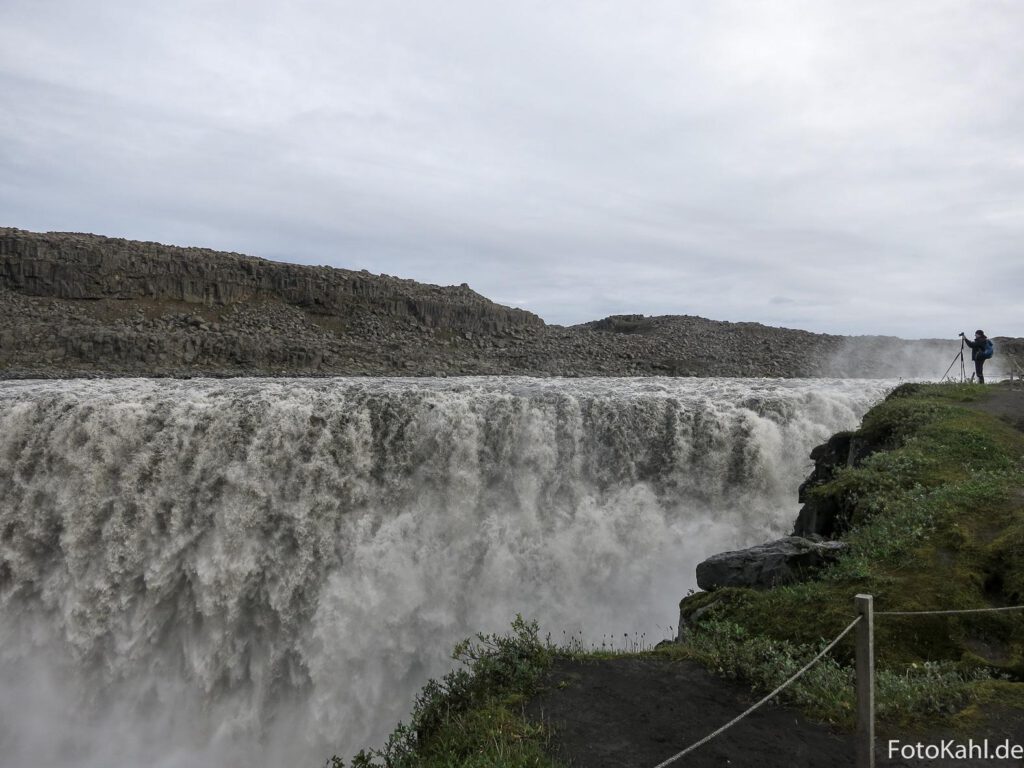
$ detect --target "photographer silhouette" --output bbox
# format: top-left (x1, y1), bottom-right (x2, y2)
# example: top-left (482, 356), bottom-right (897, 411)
top-left (960, 330), bottom-right (993, 384)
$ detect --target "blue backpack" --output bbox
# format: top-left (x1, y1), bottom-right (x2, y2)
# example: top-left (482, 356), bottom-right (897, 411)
top-left (982, 339), bottom-right (994, 359)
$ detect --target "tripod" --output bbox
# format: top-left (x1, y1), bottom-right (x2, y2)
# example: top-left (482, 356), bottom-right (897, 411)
top-left (941, 338), bottom-right (967, 382)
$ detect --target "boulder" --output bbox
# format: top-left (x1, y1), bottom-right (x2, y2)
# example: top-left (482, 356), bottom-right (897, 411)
top-left (695, 536), bottom-right (848, 591)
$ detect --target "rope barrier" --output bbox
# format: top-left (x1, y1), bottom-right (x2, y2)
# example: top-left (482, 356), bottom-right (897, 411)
top-left (647, 600), bottom-right (1024, 767)
top-left (876, 605), bottom-right (1024, 616)
top-left (651, 617), bottom-right (861, 768)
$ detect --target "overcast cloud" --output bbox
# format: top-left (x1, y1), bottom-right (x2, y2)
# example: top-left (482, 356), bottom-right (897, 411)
top-left (2, 0), bottom-right (1022, 337)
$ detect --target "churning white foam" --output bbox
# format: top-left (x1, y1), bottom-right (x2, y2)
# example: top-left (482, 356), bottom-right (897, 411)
top-left (0, 376), bottom-right (894, 767)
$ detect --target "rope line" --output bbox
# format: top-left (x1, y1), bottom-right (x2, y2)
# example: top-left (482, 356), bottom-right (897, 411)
top-left (648, 600), bottom-right (1024, 768)
top-left (651, 617), bottom-right (861, 768)
top-left (877, 605), bottom-right (1024, 617)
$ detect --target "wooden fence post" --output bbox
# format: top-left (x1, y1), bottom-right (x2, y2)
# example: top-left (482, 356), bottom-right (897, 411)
top-left (855, 594), bottom-right (875, 768)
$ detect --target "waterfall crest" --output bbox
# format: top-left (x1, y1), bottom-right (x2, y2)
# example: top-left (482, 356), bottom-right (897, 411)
top-left (0, 376), bottom-right (892, 767)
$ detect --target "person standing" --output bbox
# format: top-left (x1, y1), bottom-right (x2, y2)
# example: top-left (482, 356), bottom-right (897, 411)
top-left (960, 330), bottom-right (993, 383)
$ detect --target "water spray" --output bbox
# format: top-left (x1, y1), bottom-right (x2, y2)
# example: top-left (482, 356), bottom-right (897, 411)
top-left (0, 377), bottom-right (895, 767)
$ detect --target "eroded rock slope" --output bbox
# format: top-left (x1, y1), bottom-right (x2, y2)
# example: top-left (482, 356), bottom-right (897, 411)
top-left (2, 228), bottom-right (1019, 378)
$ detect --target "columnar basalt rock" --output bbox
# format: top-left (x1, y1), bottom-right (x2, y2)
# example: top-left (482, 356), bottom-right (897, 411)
top-left (0, 229), bottom-right (543, 336)
top-left (1, 228), bottom-right (1021, 378)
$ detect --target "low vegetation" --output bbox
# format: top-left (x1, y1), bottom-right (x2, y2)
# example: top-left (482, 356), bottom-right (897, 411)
top-left (327, 616), bottom-right (560, 768)
top-left (676, 382), bottom-right (1024, 729)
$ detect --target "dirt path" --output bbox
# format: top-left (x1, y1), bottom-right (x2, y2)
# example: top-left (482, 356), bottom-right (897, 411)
top-left (527, 657), bottom-right (853, 768)
top-left (527, 657), bottom-right (1022, 767)
top-left (967, 385), bottom-right (1024, 431)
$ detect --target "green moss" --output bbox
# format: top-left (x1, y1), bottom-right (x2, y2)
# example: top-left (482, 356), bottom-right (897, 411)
top-left (329, 616), bottom-right (564, 768)
top-left (679, 382), bottom-right (1024, 728)
top-left (659, 618), bottom-right (993, 730)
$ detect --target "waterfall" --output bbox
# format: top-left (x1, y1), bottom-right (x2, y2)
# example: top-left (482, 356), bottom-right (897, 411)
top-left (0, 376), bottom-right (892, 767)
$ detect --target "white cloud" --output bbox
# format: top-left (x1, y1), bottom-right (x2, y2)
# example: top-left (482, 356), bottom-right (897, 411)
top-left (1, 0), bottom-right (1022, 337)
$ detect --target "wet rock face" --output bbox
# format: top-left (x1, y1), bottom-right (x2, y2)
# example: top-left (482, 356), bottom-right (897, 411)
top-left (694, 536), bottom-right (848, 591)
top-left (792, 431), bottom-right (880, 537)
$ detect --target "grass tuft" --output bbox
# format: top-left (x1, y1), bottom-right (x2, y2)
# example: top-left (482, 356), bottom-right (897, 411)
top-left (328, 615), bottom-right (562, 768)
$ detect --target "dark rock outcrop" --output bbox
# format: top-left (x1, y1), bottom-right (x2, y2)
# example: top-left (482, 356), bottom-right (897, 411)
top-left (2, 228), bottom-right (1021, 379)
top-left (695, 536), bottom-right (848, 591)
top-left (0, 229), bottom-right (542, 336)
top-left (792, 431), bottom-right (877, 537)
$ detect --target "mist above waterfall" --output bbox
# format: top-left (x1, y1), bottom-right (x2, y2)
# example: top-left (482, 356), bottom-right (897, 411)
top-left (821, 336), bottom-right (963, 379)
top-left (0, 376), bottom-right (893, 767)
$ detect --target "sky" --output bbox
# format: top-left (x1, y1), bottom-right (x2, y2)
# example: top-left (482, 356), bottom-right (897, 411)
top-left (1, 1), bottom-right (1022, 338)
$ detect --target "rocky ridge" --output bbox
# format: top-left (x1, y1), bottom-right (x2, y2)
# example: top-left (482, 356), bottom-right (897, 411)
top-left (684, 410), bottom-right (891, 603)
top-left (2, 228), bottom-right (1021, 378)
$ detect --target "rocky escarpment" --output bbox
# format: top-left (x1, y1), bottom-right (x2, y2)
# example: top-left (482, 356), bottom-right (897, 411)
top-left (682, 380), bottom-right (1016, 617)
top-left (791, 431), bottom-right (878, 538)
top-left (686, 419), bottom-right (887, 599)
top-left (2, 228), bottom-right (1022, 378)
top-left (0, 229), bottom-right (542, 336)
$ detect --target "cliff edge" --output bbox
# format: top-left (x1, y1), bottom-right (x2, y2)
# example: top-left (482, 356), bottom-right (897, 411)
top-left (2, 228), bottom-right (1021, 378)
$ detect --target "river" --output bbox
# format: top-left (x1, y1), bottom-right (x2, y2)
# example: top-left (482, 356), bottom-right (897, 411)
top-left (0, 376), bottom-right (895, 767)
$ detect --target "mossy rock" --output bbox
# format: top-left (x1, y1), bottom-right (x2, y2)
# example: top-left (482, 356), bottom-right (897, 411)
top-left (681, 383), bottom-right (1024, 726)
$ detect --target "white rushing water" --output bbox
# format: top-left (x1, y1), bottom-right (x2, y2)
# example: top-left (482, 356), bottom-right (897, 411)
top-left (0, 376), bottom-right (895, 767)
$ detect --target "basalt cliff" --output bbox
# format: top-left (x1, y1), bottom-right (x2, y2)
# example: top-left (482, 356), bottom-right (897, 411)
top-left (2, 228), bottom-right (1020, 378)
